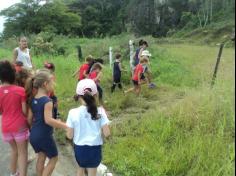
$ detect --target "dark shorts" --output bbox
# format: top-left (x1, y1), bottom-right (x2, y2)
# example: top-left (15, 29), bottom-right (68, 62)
top-left (140, 73), bottom-right (146, 80)
top-left (74, 145), bottom-right (102, 168)
top-left (132, 80), bottom-right (139, 86)
top-left (113, 76), bottom-right (121, 84)
top-left (30, 136), bottom-right (58, 158)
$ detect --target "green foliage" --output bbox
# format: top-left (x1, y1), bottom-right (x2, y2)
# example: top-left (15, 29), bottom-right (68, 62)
top-left (0, 0), bottom-right (81, 38)
top-left (0, 34), bottom-right (234, 176)
top-left (0, 0), bottom-right (234, 38)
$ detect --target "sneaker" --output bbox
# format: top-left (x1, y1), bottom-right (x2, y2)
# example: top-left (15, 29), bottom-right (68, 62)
top-left (149, 83), bottom-right (156, 89)
top-left (10, 172), bottom-right (19, 176)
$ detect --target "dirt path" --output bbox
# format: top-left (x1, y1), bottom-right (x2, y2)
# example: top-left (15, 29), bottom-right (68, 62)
top-left (0, 119), bottom-right (111, 175)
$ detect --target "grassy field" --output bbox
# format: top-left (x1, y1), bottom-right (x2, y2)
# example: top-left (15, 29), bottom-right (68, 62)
top-left (0, 35), bottom-right (235, 176)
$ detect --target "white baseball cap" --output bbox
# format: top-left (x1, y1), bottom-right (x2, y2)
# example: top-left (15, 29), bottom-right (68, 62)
top-left (76, 79), bottom-right (98, 96)
top-left (141, 50), bottom-right (152, 57)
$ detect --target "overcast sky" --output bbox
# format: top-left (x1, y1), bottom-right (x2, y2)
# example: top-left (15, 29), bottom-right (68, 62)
top-left (0, 0), bottom-right (21, 33)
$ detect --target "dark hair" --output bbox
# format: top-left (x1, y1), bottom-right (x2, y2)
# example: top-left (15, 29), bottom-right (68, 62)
top-left (74, 90), bottom-right (100, 120)
top-left (15, 61), bottom-right (23, 66)
top-left (115, 53), bottom-right (121, 59)
top-left (142, 41), bottom-right (149, 47)
top-left (83, 92), bottom-right (100, 120)
top-left (0, 60), bottom-right (16, 84)
top-left (85, 55), bottom-right (93, 63)
top-left (15, 69), bottom-right (30, 87)
top-left (44, 62), bottom-right (55, 72)
top-left (94, 58), bottom-right (104, 64)
top-left (139, 39), bottom-right (144, 46)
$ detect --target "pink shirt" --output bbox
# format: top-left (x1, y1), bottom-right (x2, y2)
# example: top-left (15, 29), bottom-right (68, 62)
top-left (0, 85), bottom-right (28, 133)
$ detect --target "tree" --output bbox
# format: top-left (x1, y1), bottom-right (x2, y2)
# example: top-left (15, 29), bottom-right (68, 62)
top-left (0, 0), bottom-right (81, 38)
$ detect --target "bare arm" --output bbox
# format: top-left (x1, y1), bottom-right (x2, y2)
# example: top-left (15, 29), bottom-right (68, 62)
top-left (83, 70), bottom-right (88, 78)
top-left (27, 108), bottom-right (33, 127)
top-left (102, 124), bottom-right (111, 138)
top-left (29, 53), bottom-right (34, 68)
top-left (66, 128), bottom-right (74, 140)
top-left (94, 72), bottom-right (102, 82)
top-left (22, 102), bottom-right (27, 116)
top-left (119, 63), bottom-right (122, 72)
top-left (13, 49), bottom-right (18, 63)
top-left (138, 70), bottom-right (142, 84)
top-left (44, 102), bottom-right (68, 129)
top-left (138, 48), bottom-right (144, 60)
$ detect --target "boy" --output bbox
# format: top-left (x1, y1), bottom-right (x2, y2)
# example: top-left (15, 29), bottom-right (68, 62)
top-left (111, 53), bottom-right (123, 93)
top-left (125, 57), bottom-right (149, 95)
top-left (89, 63), bottom-right (103, 103)
top-left (73, 55), bottom-right (93, 81)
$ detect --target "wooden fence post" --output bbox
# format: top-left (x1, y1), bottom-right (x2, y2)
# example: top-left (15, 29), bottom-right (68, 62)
top-left (109, 47), bottom-right (113, 68)
top-left (211, 43), bottom-right (225, 87)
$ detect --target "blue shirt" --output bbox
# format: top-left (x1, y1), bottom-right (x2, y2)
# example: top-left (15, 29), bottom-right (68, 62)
top-left (30, 96), bottom-right (53, 139)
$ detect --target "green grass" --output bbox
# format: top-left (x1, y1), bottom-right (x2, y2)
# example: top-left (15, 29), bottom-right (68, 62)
top-left (0, 35), bottom-right (235, 176)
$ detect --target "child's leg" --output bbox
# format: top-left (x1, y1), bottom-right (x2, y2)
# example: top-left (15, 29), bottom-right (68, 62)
top-left (118, 83), bottom-right (123, 90)
top-left (42, 156), bottom-right (58, 176)
top-left (135, 85), bottom-right (141, 95)
top-left (87, 168), bottom-right (97, 176)
top-left (111, 83), bottom-right (116, 93)
top-left (97, 85), bottom-right (103, 102)
top-left (124, 87), bottom-right (134, 94)
top-left (9, 140), bottom-right (18, 175)
top-left (77, 166), bottom-right (85, 176)
top-left (36, 152), bottom-right (46, 176)
top-left (16, 140), bottom-right (28, 176)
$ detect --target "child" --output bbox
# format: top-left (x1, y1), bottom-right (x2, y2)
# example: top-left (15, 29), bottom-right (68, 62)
top-left (26, 71), bottom-right (68, 176)
top-left (133, 40), bottom-right (149, 69)
top-left (125, 57), bottom-right (149, 95)
top-left (14, 61), bottom-right (24, 73)
top-left (44, 62), bottom-right (60, 119)
top-left (140, 50), bottom-right (156, 89)
top-left (111, 53), bottom-right (123, 93)
top-left (13, 36), bottom-right (33, 70)
top-left (73, 55), bottom-right (93, 81)
top-left (89, 63), bottom-right (103, 103)
top-left (0, 60), bottom-right (29, 176)
top-left (15, 67), bottom-right (31, 88)
top-left (66, 79), bottom-right (111, 176)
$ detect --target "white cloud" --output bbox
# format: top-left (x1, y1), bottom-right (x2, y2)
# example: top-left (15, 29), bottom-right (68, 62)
top-left (0, 0), bottom-right (21, 33)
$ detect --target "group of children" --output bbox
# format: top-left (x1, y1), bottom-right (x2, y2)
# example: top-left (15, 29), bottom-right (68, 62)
top-left (75, 39), bottom-right (154, 98)
top-left (0, 60), bottom-right (111, 176)
top-left (0, 37), bottom-right (154, 176)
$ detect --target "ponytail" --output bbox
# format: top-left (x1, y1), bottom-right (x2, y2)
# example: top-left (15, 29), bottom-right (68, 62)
top-left (83, 92), bottom-right (100, 120)
top-left (25, 71), bottom-right (51, 106)
top-left (25, 77), bottom-right (36, 106)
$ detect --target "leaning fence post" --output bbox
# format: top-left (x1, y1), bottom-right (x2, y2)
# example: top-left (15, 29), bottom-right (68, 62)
top-left (211, 43), bottom-right (225, 87)
top-left (109, 47), bottom-right (113, 68)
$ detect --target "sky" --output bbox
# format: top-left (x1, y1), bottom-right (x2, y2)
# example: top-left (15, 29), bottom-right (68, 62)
top-left (0, 0), bottom-right (21, 33)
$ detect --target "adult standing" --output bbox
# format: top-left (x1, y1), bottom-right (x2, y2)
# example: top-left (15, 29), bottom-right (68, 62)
top-left (13, 36), bottom-right (33, 70)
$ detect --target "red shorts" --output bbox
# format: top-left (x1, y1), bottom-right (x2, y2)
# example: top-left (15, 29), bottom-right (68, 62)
top-left (2, 129), bottom-right (29, 143)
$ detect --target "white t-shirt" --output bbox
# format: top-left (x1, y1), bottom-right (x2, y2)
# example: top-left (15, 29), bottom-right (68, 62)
top-left (16, 47), bottom-right (32, 69)
top-left (66, 106), bottom-right (110, 146)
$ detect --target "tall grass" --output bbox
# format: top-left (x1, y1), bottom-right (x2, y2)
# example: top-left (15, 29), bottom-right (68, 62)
top-left (0, 35), bottom-right (234, 175)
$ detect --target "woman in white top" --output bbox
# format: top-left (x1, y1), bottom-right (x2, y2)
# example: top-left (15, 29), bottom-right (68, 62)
top-left (66, 79), bottom-right (111, 176)
top-left (13, 37), bottom-right (33, 69)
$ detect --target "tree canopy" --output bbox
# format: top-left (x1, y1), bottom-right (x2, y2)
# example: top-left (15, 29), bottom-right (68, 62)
top-left (0, 0), bottom-right (235, 38)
